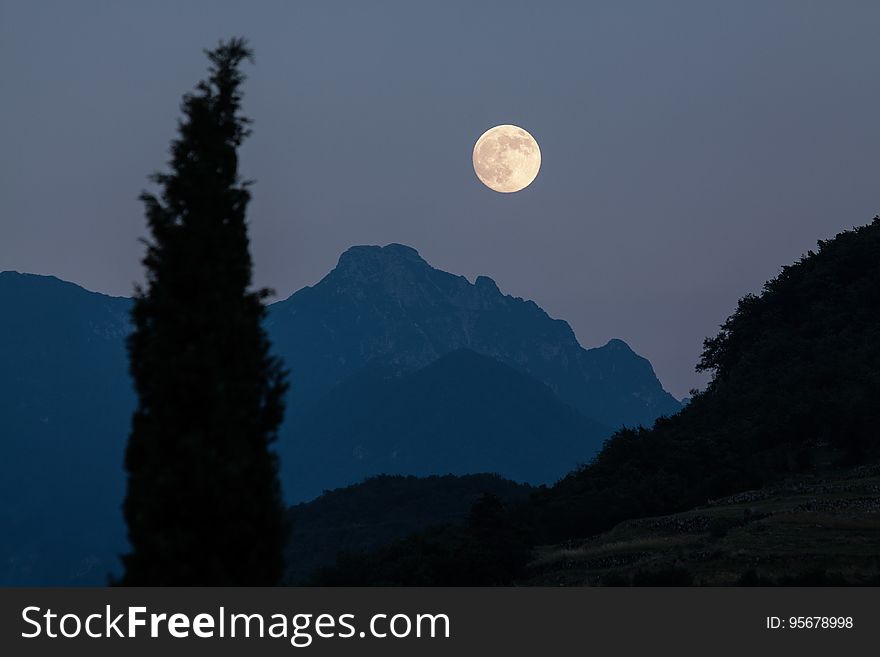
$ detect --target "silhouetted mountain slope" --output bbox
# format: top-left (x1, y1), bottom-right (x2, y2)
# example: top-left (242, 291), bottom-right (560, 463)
top-left (0, 272), bottom-right (133, 585)
top-left (282, 349), bottom-right (610, 501)
top-left (266, 244), bottom-right (680, 428)
top-left (538, 218), bottom-right (880, 542)
top-left (283, 473), bottom-right (531, 583)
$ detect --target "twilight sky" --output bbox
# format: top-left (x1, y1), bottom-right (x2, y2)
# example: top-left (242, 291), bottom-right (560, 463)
top-left (2, 0), bottom-right (879, 397)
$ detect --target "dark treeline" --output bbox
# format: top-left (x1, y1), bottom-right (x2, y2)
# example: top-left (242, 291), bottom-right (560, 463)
top-left (537, 217), bottom-right (880, 542)
top-left (314, 492), bottom-right (531, 586)
top-left (284, 474), bottom-right (531, 584)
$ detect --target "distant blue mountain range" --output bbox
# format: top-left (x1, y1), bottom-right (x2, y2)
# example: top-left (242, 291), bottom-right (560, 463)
top-left (0, 244), bottom-right (680, 584)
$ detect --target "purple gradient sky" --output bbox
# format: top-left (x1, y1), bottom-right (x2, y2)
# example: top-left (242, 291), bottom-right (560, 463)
top-left (2, 1), bottom-right (879, 397)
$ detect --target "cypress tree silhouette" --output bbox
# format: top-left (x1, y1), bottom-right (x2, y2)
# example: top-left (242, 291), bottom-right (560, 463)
top-left (121, 39), bottom-right (288, 585)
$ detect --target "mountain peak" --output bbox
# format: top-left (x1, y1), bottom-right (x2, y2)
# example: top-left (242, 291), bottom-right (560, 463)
top-left (602, 338), bottom-right (634, 353)
top-left (474, 275), bottom-right (500, 294)
top-left (271, 244), bottom-right (680, 429)
top-left (336, 243), bottom-right (426, 271)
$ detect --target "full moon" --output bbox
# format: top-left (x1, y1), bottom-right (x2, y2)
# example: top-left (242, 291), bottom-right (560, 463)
top-left (472, 124), bottom-right (541, 193)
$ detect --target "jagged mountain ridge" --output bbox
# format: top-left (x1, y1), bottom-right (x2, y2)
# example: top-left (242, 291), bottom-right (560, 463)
top-left (268, 243), bottom-right (681, 428)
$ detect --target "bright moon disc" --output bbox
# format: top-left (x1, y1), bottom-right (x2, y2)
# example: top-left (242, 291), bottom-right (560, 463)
top-left (472, 124), bottom-right (541, 193)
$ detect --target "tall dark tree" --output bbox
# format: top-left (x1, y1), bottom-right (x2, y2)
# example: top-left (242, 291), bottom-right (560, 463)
top-left (121, 39), bottom-right (288, 585)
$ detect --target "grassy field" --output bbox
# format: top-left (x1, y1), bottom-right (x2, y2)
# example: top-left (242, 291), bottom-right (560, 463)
top-left (525, 464), bottom-right (880, 586)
